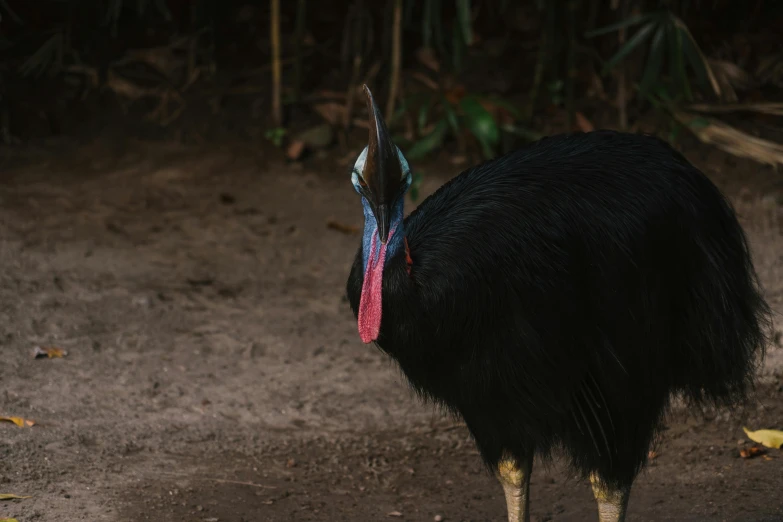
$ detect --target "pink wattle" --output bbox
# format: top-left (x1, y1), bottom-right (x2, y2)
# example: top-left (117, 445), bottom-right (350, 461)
top-left (358, 232), bottom-right (388, 343)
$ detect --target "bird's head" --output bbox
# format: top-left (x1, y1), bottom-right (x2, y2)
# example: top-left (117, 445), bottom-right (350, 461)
top-left (352, 85), bottom-right (412, 344)
top-left (351, 85), bottom-right (412, 245)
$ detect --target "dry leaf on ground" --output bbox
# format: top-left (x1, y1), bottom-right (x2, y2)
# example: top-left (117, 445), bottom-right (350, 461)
top-left (1, 518), bottom-right (21, 522)
top-left (743, 427), bottom-right (783, 449)
top-left (32, 346), bottom-right (68, 359)
top-left (0, 416), bottom-right (35, 428)
top-left (0, 494), bottom-right (31, 501)
top-left (286, 141), bottom-right (306, 161)
top-left (740, 445), bottom-right (767, 459)
top-left (326, 221), bottom-right (360, 235)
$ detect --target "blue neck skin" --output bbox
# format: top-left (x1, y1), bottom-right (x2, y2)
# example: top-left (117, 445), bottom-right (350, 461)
top-left (361, 196), bottom-right (406, 272)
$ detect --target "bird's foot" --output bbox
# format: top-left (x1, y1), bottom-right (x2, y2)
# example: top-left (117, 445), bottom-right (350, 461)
top-left (589, 472), bottom-right (630, 522)
top-left (496, 453), bottom-right (533, 522)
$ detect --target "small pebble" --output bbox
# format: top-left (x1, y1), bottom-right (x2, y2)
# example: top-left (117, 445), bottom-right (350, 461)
top-left (434, 515), bottom-right (444, 521)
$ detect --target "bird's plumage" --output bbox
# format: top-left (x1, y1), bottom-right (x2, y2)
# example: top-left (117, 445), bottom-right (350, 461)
top-left (347, 129), bottom-right (771, 492)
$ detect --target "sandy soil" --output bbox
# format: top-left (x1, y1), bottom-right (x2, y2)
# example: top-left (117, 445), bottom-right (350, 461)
top-left (0, 135), bottom-right (782, 522)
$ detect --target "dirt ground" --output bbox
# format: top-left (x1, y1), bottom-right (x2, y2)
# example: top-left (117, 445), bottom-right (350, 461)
top-left (1, 132), bottom-right (782, 522)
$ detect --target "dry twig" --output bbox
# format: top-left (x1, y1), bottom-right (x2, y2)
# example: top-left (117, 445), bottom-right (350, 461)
top-left (673, 110), bottom-right (783, 168)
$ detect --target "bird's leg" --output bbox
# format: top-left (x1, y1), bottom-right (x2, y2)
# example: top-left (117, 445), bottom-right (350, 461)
top-left (496, 452), bottom-right (533, 522)
top-left (589, 472), bottom-right (630, 522)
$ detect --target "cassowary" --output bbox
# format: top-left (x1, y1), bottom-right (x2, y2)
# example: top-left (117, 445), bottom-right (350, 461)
top-left (346, 86), bottom-right (771, 522)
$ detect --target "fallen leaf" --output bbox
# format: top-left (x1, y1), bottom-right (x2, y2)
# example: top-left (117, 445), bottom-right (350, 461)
top-left (312, 102), bottom-right (345, 126)
top-left (32, 346), bottom-right (68, 359)
top-left (387, 512), bottom-right (403, 518)
top-left (0, 494), bottom-right (31, 501)
top-left (326, 221), bottom-right (360, 235)
top-left (444, 85), bottom-right (467, 105)
top-left (740, 445), bottom-right (766, 459)
top-left (295, 124), bottom-right (334, 149)
top-left (1, 518), bottom-right (21, 522)
top-left (575, 111), bottom-right (595, 132)
top-left (0, 417), bottom-right (35, 428)
top-left (743, 427), bottom-right (783, 449)
top-left (286, 140), bottom-right (306, 161)
top-left (411, 71), bottom-right (439, 90)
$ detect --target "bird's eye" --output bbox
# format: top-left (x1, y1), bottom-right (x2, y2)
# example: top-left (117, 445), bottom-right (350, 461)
top-left (358, 177), bottom-right (368, 188)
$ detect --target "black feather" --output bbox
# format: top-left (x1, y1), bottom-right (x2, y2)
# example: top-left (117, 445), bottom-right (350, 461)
top-left (346, 130), bottom-right (772, 491)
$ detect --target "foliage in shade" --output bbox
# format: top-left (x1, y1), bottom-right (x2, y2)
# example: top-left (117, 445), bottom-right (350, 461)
top-left (587, 8), bottom-right (721, 103)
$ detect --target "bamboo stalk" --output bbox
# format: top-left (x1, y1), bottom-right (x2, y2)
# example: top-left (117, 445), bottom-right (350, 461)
top-left (270, 0), bottom-right (283, 126)
top-left (617, 0), bottom-right (629, 130)
top-left (386, 0), bottom-right (403, 122)
top-left (293, 0), bottom-right (306, 103)
top-left (565, 0), bottom-right (578, 131)
top-left (187, 0), bottom-right (197, 88)
top-left (525, 6), bottom-right (549, 121)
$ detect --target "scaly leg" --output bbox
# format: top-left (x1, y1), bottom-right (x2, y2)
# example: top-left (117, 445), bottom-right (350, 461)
top-left (589, 472), bottom-right (630, 522)
top-left (496, 452), bottom-right (533, 522)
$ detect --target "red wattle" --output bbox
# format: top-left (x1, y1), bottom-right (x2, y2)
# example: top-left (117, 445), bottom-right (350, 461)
top-left (358, 233), bottom-right (388, 343)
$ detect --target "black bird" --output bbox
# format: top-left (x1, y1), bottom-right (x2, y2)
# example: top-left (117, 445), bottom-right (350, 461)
top-left (346, 86), bottom-right (771, 522)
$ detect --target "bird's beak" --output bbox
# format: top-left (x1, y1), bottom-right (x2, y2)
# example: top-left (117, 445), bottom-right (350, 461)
top-left (376, 203), bottom-right (390, 244)
top-left (363, 85), bottom-right (402, 245)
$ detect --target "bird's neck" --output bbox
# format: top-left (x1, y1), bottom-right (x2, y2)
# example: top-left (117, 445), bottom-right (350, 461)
top-left (361, 197), bottom-right (406, 272)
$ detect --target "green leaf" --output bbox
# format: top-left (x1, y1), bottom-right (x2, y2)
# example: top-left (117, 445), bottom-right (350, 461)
top-left (675, 16), bottom-right (720, 98)
top-left (409, 170), bottom-right (424, 201)
top-left (679, 25), bottom-right (715, 97)
top-left (638, 24), bottom-right (666, 96)
top-left (460, 96), bottom-right (500, 159)
top-left (406, 119), bottom-right (449, 160)
top-left (653, 83), bottom-right (673, 103)
top-left (264, 127), bottom-right (287, 148)
top-left (440, 97), bottom-right (461, 136)
top-left (667, 22), bottom-right (692, 101)
top-left (418, 100), bottom-right (433, 132)
top-left (602, 20), bottom-right (658, 74)
top-left (390, 92), bottom-right (431, 125)
top-left (585, 13), bottom-right (653, 38)
top-left (19, 32), bottom-right (64, 78)
top-left (455, 0), bottom-right (473, 46)
top-left (681, 34), bottom-right (707, 93)
top-left (687, 116), bottom-right (710, 130)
